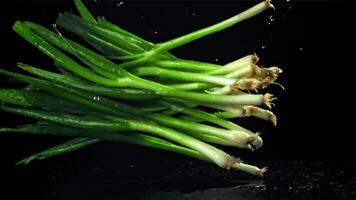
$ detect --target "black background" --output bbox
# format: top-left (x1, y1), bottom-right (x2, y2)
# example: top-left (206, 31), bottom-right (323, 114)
top-left (1, 0), bottom-right (355, 197)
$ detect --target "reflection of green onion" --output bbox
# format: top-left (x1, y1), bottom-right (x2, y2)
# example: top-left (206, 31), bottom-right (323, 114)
top-left (0, 0), bottom-right (278, 176)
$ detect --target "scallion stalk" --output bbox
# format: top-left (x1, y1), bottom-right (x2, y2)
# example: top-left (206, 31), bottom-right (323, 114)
top-left (0, 0), bottom-right (279, 176)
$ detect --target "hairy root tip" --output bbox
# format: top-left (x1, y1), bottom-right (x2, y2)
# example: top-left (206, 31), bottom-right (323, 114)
top-left (260, 79), bottom-right (272, 89)
top-left (252, 64), bottom-right (261, 76)
top-left (266, 0), bottom-right (275, 10)
top-left (272, 82), bottom-right (285, 91)
top-left (271, 114), bottom-right (277, 126)
top-left (246, 80), bottom-right (257, 90)
top-left (264, 93), bottom-right (275, 108)
top-left (229, 84), bottom-right (239, 93)
top-left (257, 167), bottom-right (268, 176)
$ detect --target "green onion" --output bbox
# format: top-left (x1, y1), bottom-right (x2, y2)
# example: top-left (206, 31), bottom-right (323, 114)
top-left (0, 0), bottom-right (279, 176)
top-left (74, 0), bottom-right (97, 23)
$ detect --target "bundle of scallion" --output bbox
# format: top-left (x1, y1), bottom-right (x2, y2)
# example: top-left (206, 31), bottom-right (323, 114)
top-left (0, 0), bottom-right (281, 176)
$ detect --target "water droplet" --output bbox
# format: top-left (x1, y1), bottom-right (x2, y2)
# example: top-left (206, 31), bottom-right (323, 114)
top-left (192, 12), bottom-right (196, 16)
top-left (286, 0), bottom-right (291, 2)
top-left (93, 0), bottom-right (98, 2)
top-left (116, 1), bottom-right (124, 7)
top-left (154, 31), bottom-right (158, 35)
top-left (267, 15), bottom-right (275, 26)
top-left (214, 58), bottom-right (219, 62)
top-left (261, 45), bottom-right (266, 49)
top-left (299, 47), bottom-right (303, 51)
top-left (269, 16), bottom-right (275, 22)
top-left (130, 164), bottom-right (134, 168)
top-left (288, 6), bottom-right (292, 10)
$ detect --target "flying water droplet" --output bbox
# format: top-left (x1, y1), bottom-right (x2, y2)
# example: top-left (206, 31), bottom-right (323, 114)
top-left (116, 1), bottom-right (124, 7)
top-left (267, 15), bottom-right (275, 26)
top-left (192, 12), bottom-right (196, 16)
top-left (269, 16), bottom-right (275, 22)
top-left (261, 45), bottom-right (266, 49)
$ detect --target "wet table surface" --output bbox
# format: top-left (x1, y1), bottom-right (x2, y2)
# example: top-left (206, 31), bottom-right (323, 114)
top-left (16, 160), bottom-right (356, 200)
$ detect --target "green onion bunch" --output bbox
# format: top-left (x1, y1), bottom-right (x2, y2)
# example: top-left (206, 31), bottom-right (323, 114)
top-left (0, 0), bottom-right (280, 176)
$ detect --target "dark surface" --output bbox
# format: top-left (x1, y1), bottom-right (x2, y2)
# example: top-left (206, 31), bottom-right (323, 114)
top-left (0, 0), bottom-right (354, 199)
top-left (15, 158), bottom-right (356, 200)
